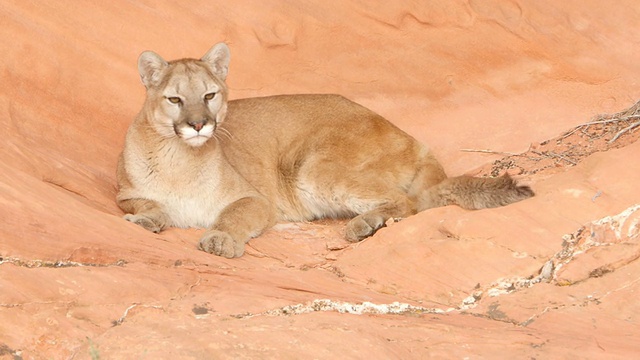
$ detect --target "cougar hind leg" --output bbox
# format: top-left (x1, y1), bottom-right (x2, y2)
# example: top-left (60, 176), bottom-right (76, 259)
top-left (344, 191), bottom-right (416, 242)
top-left (406, 154), bottom-right (448, 209)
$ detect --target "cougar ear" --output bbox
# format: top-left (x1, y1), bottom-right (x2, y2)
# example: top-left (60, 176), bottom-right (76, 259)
top-left (201, 43), bottom-right (230, 80)
top-left (138, 51), bottom-right (168, 88)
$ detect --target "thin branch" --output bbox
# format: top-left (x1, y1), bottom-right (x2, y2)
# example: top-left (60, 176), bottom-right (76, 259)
top-left (460, 149), bottom-right (519, 156)
top-left (608, 120), bottom-right (640, 143)
top-left (578, 118), bottom-right (634, 127)
top-left (561, 114), bottom-right (640, 139)
top-left (546, 152), bottom-right (577, 165)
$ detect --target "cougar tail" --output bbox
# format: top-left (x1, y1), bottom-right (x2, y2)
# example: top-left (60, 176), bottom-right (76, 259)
top-left (417, 174), bottom-right (534, 211)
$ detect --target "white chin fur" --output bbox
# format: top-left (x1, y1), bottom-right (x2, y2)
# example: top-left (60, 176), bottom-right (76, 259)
top-left (184, 136), bottom-right (210, 147)
top-left (180, 124), bottom-right (214, 147)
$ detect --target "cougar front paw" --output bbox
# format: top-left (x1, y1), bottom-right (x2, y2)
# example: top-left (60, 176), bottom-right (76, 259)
top-left (198, 230), bottom-right (245, 258)
top-left (345, 213), bottom-right (386, 242)
top-left (123, 213), bottom-right (163, 233)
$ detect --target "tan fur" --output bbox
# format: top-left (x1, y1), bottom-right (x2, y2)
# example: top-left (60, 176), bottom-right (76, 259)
top-left (117, 43), bottom-right (534, 258)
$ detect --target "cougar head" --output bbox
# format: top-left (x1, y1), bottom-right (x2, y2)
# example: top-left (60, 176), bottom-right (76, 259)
top-left (137, 43), bottom-right (230, 147)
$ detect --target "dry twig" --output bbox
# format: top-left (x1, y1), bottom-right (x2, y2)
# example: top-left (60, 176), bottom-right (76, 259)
top-left (460, 149), bottom-right (519, 156)
top-left (609, 120), bottom-right (640, 144)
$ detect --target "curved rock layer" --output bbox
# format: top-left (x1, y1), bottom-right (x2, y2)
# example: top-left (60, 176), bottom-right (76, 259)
top-left (1, 1), bottom-right (640, 358)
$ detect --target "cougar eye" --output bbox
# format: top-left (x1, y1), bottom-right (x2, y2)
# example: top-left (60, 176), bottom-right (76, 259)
top-left (167, 97), bottom-right (182, 104)
top-left (204, 92), bottom-right (216, 101)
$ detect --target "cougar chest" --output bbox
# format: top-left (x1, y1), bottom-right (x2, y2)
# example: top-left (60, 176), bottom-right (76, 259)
top-left (129, 142), bottom-right (227, 228)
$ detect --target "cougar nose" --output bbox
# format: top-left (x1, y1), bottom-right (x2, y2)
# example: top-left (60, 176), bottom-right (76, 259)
top-left (187, 119), bottom-right (207, 132)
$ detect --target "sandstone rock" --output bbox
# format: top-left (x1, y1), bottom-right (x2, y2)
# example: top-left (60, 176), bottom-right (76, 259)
top-left (1, 1), bottom-right (640, 358)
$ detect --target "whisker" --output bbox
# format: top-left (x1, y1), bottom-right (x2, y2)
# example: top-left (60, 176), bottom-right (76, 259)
top-left (217, 127), bottom-right (233, 140)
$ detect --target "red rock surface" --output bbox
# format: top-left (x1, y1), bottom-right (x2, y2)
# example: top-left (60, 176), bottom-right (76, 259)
top-left (1, 1), bottom-right (640, 358)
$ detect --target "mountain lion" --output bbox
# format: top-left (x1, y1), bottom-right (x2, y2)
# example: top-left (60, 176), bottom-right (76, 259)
top-left (116, 43), bottom-right (534, 258)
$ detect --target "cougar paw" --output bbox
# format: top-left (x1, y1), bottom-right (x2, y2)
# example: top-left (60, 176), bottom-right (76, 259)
top-left (198, 230), bottom-right (244, 258)
top-left (123, 214), bottom-right (163, 233)
top-left (345, 213), bottom-right (386, 242)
